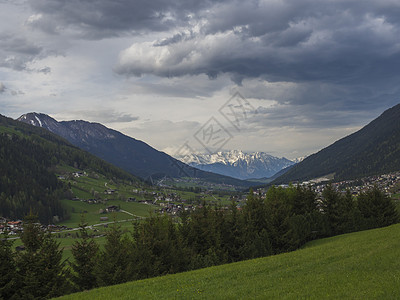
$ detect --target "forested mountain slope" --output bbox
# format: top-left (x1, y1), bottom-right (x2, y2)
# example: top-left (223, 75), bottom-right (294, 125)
top-left (273, 103), bottom-right (400, 184)
top-left (0, 114), bottom-right (140, 223)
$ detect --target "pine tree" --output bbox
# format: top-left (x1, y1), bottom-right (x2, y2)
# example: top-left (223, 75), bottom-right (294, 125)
top-left (0, 228), bottom-right (16, 299)
top-left (321, 184), bottom-right (344, 236)
top-left (14, 213), bottom-right (70, 299)
top-left (242, 188), bottom-right (272, 257)
top-left (95, 222), bottom-right (133, 286)
top-left (70, 218), bottom-right (99, 291)
top-left (357, 186), bottom-right (399, 229)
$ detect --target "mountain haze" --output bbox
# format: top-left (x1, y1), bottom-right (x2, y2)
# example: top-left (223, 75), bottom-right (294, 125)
top-left (273, 103), bottom-right (400, 184)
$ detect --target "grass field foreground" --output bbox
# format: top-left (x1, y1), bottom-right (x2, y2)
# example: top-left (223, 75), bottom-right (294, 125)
top-left (57, 223), bottom-right (400, 299)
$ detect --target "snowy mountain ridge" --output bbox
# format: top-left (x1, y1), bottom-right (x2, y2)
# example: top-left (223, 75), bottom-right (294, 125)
top-left (177, 150), bottom-right (296, 180)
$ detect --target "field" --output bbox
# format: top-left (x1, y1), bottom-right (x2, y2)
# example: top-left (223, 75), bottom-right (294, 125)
top-left (9, 168), bottom-right (236, 262)
top-left (58, 223), bottom-right (400, 299)
top-left (56, 169), bottom-right (157, 227)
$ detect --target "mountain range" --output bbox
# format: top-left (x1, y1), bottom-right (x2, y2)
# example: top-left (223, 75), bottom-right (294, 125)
top-left (273, 103), bottom-right (400, 184)
top-left (17, 103), bottom-right (400, 188)
top-left (18, 113), bottom-right (254, 188)
top-left (178, 150), bottom-right (295, 180)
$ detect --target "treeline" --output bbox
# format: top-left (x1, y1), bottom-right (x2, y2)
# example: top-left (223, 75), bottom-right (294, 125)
top-left (1, 185), bottom-right (398, 299)
top-left (0, 114), bottom-right (141, 224)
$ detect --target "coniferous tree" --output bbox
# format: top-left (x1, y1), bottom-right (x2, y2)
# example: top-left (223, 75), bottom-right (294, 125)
top-left (357, 186), bottom-right (399, 229)
top-left (70, 218), bottom-right (99, 291)
top-left (132, 214), bottom-right (188, 279)
top-left (265, 186), bottom-right (296, 253)
top-left (321, 184), bottom-right (344, 236)
top-left (184, 204), bottom-right (225, 269)
top-left (339, 189), bottom-right (361, 233)
top-left (0, 228), bottom-right (16, 299)
top-left (242, 189), bottom-right (272, 258)
top-left (14, 213), bottom-right (70, 299)
top-left (95, 221), bottom-right (133, 286)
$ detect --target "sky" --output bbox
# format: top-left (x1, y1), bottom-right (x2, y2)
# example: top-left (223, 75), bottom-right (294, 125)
top-left (1, 0), bottom-right (400, 160)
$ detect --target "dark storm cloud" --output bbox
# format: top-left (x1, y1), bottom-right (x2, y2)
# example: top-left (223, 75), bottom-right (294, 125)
top-left (112, 0), bottom-right (400, 113)
top-left (28, 0), bottom-right (222, 38)
top-left (27, 0), bottom-right (400, 89)
top-left (116, 0), bottom-right (400, 83)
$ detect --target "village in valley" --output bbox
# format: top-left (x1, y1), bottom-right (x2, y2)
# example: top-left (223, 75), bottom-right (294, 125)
top-left (2, 168), bottom-right (400, 239)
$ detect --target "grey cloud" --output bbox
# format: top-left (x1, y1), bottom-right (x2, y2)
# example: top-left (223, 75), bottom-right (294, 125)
top-left (0, 33), bottom-right (52, 72)
top-left (28, 0), bottom-right (221, 39)
top-left (18, 0), bottom-right (400, 89)
top-left (123, 74), bottom-right (231, 98)
top-left (123, 119), bottom-right (201, 152)
top-left (114, 0), bottom-right (400, 114)
top-left (0, 34), bottom-right (42, 55)
top-left (112, 114), bottom-right (140, 123)
top-left (154, 32), bottom-right (190, 47)
top-left (38, 66), bottom-right (51, 74)
top-left (248, 104), bottom-right (374, 130)
top-left (26, 0), bottom-right (400, 91)
top-left (10, 89), bottom-right (24, 96)
top-left (65, 110), bottom-right (139, 124)
top-left (0, 81), bottom-right (25, 96)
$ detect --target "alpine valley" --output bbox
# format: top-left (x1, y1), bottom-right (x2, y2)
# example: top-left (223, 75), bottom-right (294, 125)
top-left (17, 113), bottom-right (255, 188)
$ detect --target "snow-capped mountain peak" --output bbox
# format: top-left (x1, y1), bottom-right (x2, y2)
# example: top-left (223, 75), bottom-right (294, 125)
top-left (177, 150), bottom-right (295, 180)
top-left (17, 112), bottom-right (59, 130)
top-left (291, 156), bottom-right (307, 163)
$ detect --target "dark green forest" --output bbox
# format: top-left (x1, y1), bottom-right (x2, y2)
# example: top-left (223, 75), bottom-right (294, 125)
top-left (1, 185), bottom-right (397, 299)
top-left (0, 114), bottom-right (140, 224)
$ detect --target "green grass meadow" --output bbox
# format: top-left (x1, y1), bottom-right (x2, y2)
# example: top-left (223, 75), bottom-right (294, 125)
top-left (59, 199), bottom-right (155, 227)
top-left (58, 223), bottom-right (400, 299)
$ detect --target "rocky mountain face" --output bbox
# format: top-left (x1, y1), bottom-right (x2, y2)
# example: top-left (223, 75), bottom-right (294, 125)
top-left (177, 150), bottom-right (295, 180)
top-left (18, 113), bottom-right (117, 143)
top-left (18, 113), bottom-right (253, 187)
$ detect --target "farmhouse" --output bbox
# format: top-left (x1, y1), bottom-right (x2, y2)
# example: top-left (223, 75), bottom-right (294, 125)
top-left (106, 205), bottom-right (119, 213)
top-left (105, 189), bottom-right (117, 195)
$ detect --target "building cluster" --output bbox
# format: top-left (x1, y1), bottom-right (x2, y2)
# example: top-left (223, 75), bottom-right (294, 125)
top-left (158, 202), bottom-right (196, 215)
top-left (312, 171), bottom-right (400, 197)
top-left (255, 171), bottom-right (400, 199)
top-left (0, 218), bottom-right (72, 235)
top-left (0, 219), bottom-right (23, 235)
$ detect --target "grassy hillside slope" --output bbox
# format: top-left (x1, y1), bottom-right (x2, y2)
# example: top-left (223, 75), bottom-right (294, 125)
top-left (58, 223), bottom-right (400, 299)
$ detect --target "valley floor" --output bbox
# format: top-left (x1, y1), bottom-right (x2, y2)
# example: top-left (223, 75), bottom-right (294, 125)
top-left (57, 223), bottom-right (400, 299)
